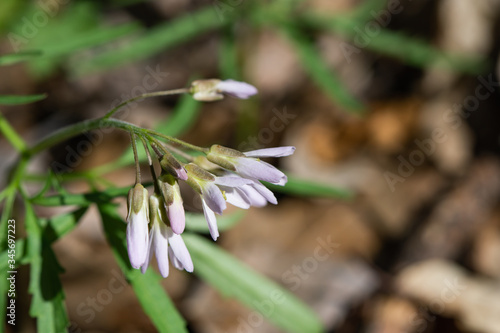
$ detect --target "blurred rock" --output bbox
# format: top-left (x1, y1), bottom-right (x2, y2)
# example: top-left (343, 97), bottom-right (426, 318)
top-left (472, 209), bottom-right (500, 279)
top-left (398, 158), bottom-right (500, 266)
top-left (438, 0), bottom-right (497, 56)
top-left (396, 259), bottom-right (500, 333)
top-left (366, 98), bottom-right (420, 155)
top-left (365, 296), bottom-right (421, 333)
top-left (418, 98), bottom-right (473, 175)
top-left (362, 168), bottom-right (445, 237)
top-left (422, 0), bottom-right (499, 94)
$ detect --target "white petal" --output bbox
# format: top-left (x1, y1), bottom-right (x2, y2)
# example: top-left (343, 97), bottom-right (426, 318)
top-left (239, 185), bottom-right (268, 207)
top-left (154, 222), bottom-right (170, 278)
top-left (243, 146), bottom-right (295, 158)
top-left (234, 157), bottom-right (286, 184)
top-left (126, 212), bottom-right (149, 268)
top-left (223, 186), bottom-right (251, 209)
top-left (202, 199), bottom-right (219, 241)
top-left (217, 80), bottom-right (258, 99)
top-left (201, 182), bottom-right (226, 215)
top-left (167, 198), bottom-right (185, 235)
top-left (169, 247), bottom-right (184, 270)
top-left (140, 225), bottom-right (155, 274)
top-left (214, 176), bottom-right (253, 187)
top-left (167, 228), bottom-right (194, 272)
top-left (250, 181), bottom-right (277, 205)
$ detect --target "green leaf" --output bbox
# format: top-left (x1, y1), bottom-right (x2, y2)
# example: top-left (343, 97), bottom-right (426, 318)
top-left (280, 24), bottom-right (365, 113)
top-left (183, 233), bottom-right (323, 333)
top-left (0, 239), bottom-right (26, 273)
top-left (98, 203), bottom-right (188, 333)
top-left (79, 6), bottom-right (227, 73)
top-left (9, 1), bottom-right (140, 78)
top-left (25, 201), bottom-right (69, 332)
top-left (266, 175), bottom-right (354, 199)
top-left (219, 28), bottom-right (241, 79)
top-left (0, 269), bottom-right (10, 329)
top-left (0, 50), bottom-right (42, 66)
top-left (0, 112), bottom-right (28, 152)
top-left (302, 13), bottom-right (486, 74)
top-left (0, 94), bottom-right (46, 105)
top-left (185, 210), bottom-right (245, 233)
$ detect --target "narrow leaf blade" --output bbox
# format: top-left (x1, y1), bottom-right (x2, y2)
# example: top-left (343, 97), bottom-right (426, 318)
top-left (183, 233), bottom-right (323, 333)
top-left (25, 201), bottom-right (69, 333)
top-left (0, 94), bottom-right (46, 105)
top-left (266, 175), bottom-right (354, 199)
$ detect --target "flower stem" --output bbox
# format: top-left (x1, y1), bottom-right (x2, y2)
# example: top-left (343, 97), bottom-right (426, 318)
top-left (130, 131), bottom-right (141, 184)
top-left (144, 128), bottom-right (208, 153)
top-left (140, 135), bottom-right (161, 194)
top-left (102, 88), bottom-right (190, 120)
top-left (28, 118), bottom-right (143, 156)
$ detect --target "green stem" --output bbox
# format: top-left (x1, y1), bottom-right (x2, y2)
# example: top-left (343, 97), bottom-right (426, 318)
top-left (130, 131), bottom-right (141, 184)
top-left (102, 88), bottom-right (190, 120)
top-left (144, 129), bottom-right (208, 153)
top-left (28, 118), bottom-right (143, 156)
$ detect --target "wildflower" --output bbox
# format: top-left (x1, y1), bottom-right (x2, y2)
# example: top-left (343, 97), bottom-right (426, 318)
top-left (158, 173), bottom-right (185, 234)
top-left (207, 145), bottom-right (296, 186)
top-left (190, 79), bottom-right (258, 101)
top-left (141, 194), bottom-right (193, 278)
top-left (184, 163), bottom-right (252, 240)
top-left (126, 184), bottom-right (150, 269)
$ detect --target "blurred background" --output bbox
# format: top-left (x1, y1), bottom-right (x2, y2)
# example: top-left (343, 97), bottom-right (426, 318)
top-left (2, 0), bottom-right (500, 332)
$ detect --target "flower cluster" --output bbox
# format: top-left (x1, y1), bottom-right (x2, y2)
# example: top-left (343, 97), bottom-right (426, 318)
top-left (125, 79), bottom-right (295, 278)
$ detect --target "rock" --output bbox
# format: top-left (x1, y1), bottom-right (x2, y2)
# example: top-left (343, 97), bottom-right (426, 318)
top-left (366, 296), bottom-right (421, 333)
top-left (418, 98), bottom-right (473, 175)
top-left (472, 209), bottom-right (500, 279)
top-left (396, 259), bottom-right (500, 333)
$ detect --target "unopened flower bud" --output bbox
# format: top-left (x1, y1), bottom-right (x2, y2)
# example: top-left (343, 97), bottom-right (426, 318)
top-left (160, 151), bottom-right (188, 180)
top-left (206, 144), bottom-right (245, 171)
top-left (158, 173), bottom-right (185, 234)
top-left (126, 183), bottom-right (150, 269)
top-left (184, 163), bottom-right (216, 194)
top-left (207, 144), bottom-right (295, 185)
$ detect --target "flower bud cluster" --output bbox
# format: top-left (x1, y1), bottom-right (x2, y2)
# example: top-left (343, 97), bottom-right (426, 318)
top-left (125, 79), bottom-right (294, 278)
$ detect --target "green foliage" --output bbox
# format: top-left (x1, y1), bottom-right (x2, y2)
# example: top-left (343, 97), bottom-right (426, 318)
top-left (0, 112), bottom-right (28, 152)
top-left (266, 175), bottom-right (354, 199)
top-left (78, 7), bottom-right (228, 74)
top-left (0, 94), bottom-right (46, 105)
top-left (302, 13), bottom-right (486, 74)
top-left (25, 201), bottom-right (69, 332)
top-left (185, 210), bottom-right (245, 233)
top-left (280, 23), bottom-right (364, 113)
top-left (183, 233), bottom-right (324, 333)
top-left (7, 1), bottom-right (139, 78)
top-left (0, 50), bottom-right (42, 66)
